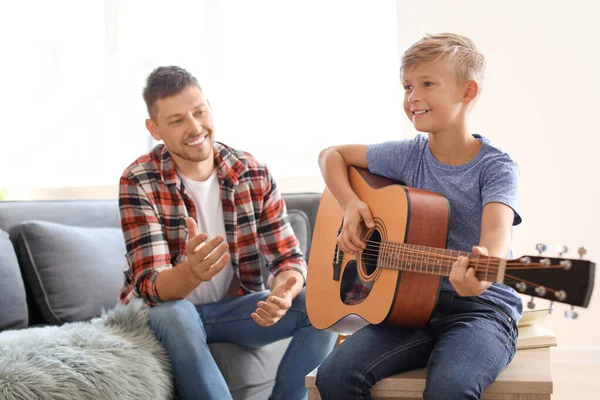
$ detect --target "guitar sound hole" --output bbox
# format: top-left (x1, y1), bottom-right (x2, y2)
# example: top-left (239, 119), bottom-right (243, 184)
top-left (362, 230), bottom-right (381, 276)
top-left (340, 260), bottom-right (374, 306)
top-left (338, 229), bottom-right (382, 306)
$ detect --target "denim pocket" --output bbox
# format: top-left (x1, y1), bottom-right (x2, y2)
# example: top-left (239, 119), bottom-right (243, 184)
top-left (468, 296), bottom-right (517, 349)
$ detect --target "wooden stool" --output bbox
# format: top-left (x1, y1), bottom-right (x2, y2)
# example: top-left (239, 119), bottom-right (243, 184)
top-left (306, 324), bottom-right (555, 400)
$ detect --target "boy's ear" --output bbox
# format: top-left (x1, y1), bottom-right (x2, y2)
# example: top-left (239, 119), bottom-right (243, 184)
top-left (146, 118), bottom-right (161, 141)
top-left (462, 81), bottom-right (479, 103)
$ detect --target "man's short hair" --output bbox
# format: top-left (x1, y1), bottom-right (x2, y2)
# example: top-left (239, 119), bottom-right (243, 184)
top-left (142, 66), bottom-right (202, 119)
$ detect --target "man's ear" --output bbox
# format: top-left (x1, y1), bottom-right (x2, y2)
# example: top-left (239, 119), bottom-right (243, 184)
top-left (462, 81), bottom-right (479, 103)
top-left (145, 118), bottom-right (161, 141)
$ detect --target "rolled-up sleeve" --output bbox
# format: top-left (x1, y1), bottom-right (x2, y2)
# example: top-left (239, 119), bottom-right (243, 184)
top-left (257, 169), bottom-right (307, 288)
top-left (119, 174), bottom-right (172, 306)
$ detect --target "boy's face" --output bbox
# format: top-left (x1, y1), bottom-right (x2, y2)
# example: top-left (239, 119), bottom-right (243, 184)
top-left (146, 85), bottom-right (215, 165)
top-left (402, 60), bottom-right (470, 134)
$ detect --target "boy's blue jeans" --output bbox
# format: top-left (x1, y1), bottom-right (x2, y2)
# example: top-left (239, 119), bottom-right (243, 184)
top-left (148, 288), bottom-right (337, 400)
top-left (316, 292), bottom-right (518, 400)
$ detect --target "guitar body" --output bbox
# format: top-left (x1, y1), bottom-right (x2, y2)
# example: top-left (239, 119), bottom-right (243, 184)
top-left (306, 167), bottom-right (450, 330)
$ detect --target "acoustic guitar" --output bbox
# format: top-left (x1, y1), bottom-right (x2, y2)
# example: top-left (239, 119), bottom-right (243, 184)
top-left (305, 166), bottom-right (595, 330)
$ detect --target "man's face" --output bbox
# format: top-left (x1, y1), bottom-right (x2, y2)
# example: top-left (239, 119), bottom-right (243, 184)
top-left (402, 60), bottom-right (468, 134)
top-left (147, 85), bottom-right (215, 164)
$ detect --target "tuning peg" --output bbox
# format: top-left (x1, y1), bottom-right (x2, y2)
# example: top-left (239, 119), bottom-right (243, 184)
top-left (536, 243), bottom-right (548, 255)
top-left (556, 245), bottom-right (568, 256)
top-left (560, 260), bottom-right (572, 270)
top-left (548, 301), bottom-right (554, 314)
top-left (527, 296), bottom-right (536, 310)
top-left (565, 306), bottom-right (578, 319)
top-left (535, 286), bottom-right (547, 297)
top-left (578, 246), bottom-right (588, 259)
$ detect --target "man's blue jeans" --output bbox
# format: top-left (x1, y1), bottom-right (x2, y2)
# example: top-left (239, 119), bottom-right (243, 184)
top-left (148, 288), bottom-right (337, 400)
top-left (315, 292), bottom-right (518, 400)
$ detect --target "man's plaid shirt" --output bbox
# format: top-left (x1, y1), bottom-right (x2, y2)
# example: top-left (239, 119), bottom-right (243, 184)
top-left (118, 142), bottom-right (307, 306)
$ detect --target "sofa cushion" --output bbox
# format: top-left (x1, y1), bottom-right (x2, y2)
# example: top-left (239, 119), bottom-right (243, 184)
top-left (0, 229), bottom-right (28, 331)
top-left (209, 339), bottom-right (290, 399)
top-left (15, 221), bottom-right (126, 325)
top-left (287, 209), bottom-right (310, 256)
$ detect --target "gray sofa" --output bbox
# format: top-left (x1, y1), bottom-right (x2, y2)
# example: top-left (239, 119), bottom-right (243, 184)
top-left (0, 193), bottom-right (322, 400)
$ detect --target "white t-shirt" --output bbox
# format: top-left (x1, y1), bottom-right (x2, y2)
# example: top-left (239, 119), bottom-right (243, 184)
top-left (177, 169), bottom-right (234, 305)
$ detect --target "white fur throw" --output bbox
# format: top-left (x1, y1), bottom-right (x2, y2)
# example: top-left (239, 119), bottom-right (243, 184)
top-left (0, 299), bottom-right (173, 400)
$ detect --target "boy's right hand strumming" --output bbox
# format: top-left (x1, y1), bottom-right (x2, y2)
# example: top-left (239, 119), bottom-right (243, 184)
top-left (185, 217), bottom-right (231, 282)
top-left (318, 144), bottom-right (375, 255)
top-left (338, 199), bottom-right (375, 255)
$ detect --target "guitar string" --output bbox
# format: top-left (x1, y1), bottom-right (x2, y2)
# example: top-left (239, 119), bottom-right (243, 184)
top-left (339, 243), bottom-right (568, 291)
top-left (356, 241), bottom-right (563, 270)
top-left (369, 253), bottom-right (564, 272)
top-left (335, 238), bottom-right (573, 294)
top-left (356, 245), bottom-right (559, 270)
top-left (361, 239), bottom-right (497, 263)
top-left (351, 230), bottom-right (571, 268)
top-left (502, 274), bottom-right (561, 294)
top-left (338, 260), bottom-right (564, 297)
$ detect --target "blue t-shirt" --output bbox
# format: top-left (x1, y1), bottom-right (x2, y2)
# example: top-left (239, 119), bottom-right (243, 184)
top-left (366, 133), bottom-right (523, 323)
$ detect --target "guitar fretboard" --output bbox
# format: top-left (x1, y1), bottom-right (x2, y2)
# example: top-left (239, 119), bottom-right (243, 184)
top-left (374, 241), bottom-right (504, 283)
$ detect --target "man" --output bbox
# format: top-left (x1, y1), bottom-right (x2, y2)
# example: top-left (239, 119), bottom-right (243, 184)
top-left (118, 65), bottom-right (336, 400)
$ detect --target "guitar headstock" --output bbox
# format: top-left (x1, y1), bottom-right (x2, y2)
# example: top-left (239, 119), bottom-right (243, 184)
top-left (505, 247), bottom-right (595, 309)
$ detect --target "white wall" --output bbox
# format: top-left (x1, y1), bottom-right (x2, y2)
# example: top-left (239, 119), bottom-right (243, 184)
top-left (396, 0), bottom-right (600, 346)
top-left (0, 0), bottom-right (402, 190)
top-left (207, 1), bottom-right (403, 181)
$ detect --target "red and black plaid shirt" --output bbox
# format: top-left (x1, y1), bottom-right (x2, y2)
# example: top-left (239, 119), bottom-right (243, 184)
top-left (118, 142), bottom-right (306, 306)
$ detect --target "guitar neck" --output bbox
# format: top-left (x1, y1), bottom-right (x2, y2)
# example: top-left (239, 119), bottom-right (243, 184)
top-left (376, 241), bottom-right (505, 283)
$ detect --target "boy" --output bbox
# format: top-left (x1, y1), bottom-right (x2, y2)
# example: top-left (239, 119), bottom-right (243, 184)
top-left (315, 33), bottom-right (523, 399)
top-left (119, 66), bottom-right (336, 400)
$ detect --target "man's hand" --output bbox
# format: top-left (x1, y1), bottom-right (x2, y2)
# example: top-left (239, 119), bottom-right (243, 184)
top-left (449, 246), bottom-right (492, 296)
top-left (185, 217), bottom-right (230, 282)
top-left (251, 276), bottom-right (297, 327)
top-left (337, 198), bottom-right (375, 254)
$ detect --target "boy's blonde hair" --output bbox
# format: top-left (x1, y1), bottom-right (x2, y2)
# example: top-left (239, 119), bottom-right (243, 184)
top-left (401, 33), bottom-right (485, 88)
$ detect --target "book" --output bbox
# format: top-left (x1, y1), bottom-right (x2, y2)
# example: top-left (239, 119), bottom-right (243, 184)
top-left (518, 308), bottom-right (551, 327)
top-left (517, 323), bottom-right (557, 350)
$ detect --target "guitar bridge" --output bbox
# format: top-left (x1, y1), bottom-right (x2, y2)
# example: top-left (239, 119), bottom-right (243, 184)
top-left (332, 220), bottom-right (344, 281)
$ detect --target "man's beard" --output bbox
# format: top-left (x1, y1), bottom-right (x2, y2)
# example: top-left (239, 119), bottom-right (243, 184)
top-left (175, 147), bottom-right (211, 162)
top-left (170, 136), bottom-right (212, 162)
